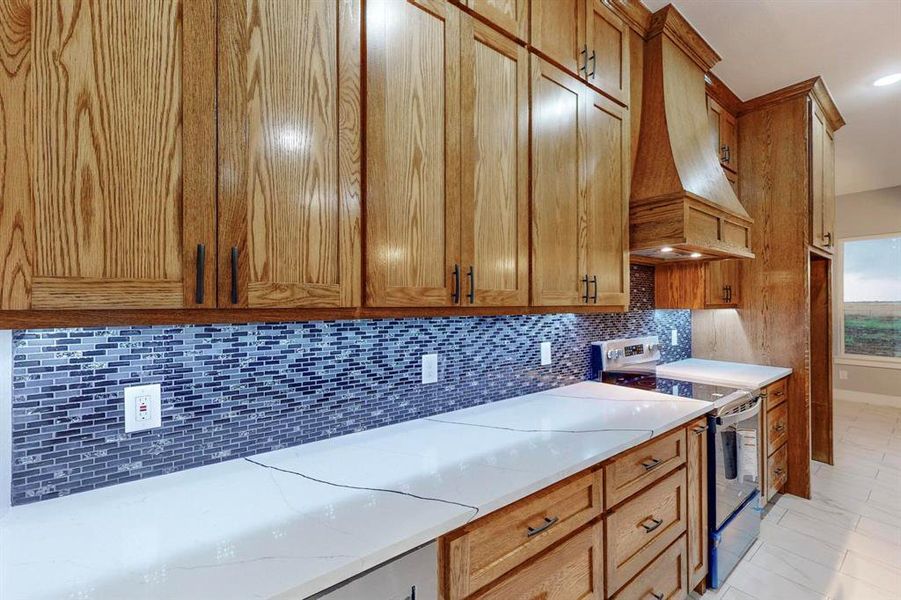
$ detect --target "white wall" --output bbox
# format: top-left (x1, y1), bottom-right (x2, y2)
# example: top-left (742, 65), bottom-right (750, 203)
top-left (1, 330), bottom-right (11, 517)
top-left (834, 186), bottom-right (901, 405)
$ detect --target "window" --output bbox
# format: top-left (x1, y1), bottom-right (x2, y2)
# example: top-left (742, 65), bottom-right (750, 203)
top-left (838, 233), bottom-right (901, 361)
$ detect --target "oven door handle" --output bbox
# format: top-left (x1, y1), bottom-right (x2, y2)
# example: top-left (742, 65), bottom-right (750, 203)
top-left (716, 397), bottom-right (762, 427)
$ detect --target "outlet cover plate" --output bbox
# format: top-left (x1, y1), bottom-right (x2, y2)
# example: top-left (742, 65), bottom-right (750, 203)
top-left (422, 354), bottom-right (438, 384)
top-left (124, 384), bottom-right (162, 433)
top-left (540, 342), bottom-right (552, 366)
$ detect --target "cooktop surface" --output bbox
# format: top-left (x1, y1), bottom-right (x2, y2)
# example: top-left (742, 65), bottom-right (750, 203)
top-left (600, 371), bottom-right (745, 404)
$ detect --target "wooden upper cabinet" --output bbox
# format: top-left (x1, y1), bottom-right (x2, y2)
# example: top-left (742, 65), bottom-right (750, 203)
top-left (461, 0), bottom-right (529, 42)
top-left (704, 259), bottom-right (741, 308)
top-left (810, 98), bottom-right (836, 253)
top-left (707, 96), bottom-right (737, 172)
top-left (531, 0), bottom-right (584, 76)
top-left (218, 0), bottom-right (361, 309)
top-left (460, 20), bottom-right (529, 306)
top-left (583, 89), bottom-right (630, 307)
top-left (585, 0), bottom-right (629, 105)
top-left (365, 0), bottom-right (461, 307)
top-left (0, 0), bottom-right (216, 310)
top-left (530, 58), bottom-right (587, 306)
top-left (655, 260), bottom-right (742, 309)
top-left (531, 57), bottom-right (629, 308)
top-left (532, 0), bottom-right (628, 105)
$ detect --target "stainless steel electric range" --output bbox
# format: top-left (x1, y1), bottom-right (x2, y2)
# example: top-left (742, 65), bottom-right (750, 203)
top-left (590, 336), bottom-right (763, 589)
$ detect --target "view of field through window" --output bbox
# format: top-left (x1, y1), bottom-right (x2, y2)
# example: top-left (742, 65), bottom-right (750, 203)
top-left (842, 235), bottom-right (901, 358)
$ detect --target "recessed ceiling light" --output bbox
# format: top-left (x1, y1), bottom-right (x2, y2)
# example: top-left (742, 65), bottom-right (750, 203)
top-left (690, 252), bottom-right (702, 258)
top-left (660, 247), bottom-right (674, 253)
top-left (873, 73), bottom-right (901, 87)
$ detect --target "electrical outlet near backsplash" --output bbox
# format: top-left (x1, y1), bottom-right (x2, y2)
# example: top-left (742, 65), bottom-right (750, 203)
top-left (9, 265), bottom-right (691, 505)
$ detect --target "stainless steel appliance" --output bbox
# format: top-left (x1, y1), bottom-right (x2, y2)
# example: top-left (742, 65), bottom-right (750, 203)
top-left (590, 336), bottom-right (763, 589)
top-left (310, 542), bottom-right (436, 600)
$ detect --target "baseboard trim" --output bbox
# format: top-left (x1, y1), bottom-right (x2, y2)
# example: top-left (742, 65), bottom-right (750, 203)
top-left (834, 388), bottom-right (901, 408)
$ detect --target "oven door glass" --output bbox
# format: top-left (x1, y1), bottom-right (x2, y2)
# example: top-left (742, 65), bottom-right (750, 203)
top-left (713, 398), bottom-right (761, 530)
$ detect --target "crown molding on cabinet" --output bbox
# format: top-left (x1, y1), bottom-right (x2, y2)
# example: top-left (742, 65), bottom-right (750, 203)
top-left (739, 76), bottom-right (846, 131)
top-left (705, 71), bottom-right (742, 117)
top-left (646, 4), bottom-right (721, 71)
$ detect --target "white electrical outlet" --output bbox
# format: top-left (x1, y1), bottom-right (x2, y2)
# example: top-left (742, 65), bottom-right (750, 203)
top-left (540, 341), bottom-right (552, 366)
top-left (124, 384), bottom-right (162, 433)
top-left (839, 369), bottom-right (848, 380)
top-left (422, 354), bottom-right (439, 384)
top-left (671, 329), bottom-right (678, 346)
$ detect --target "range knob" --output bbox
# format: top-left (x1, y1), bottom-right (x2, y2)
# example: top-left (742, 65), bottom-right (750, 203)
top-left (606, 349), bottom-right (622, 360)
top-left (647, 343), bottom-right (659, 352)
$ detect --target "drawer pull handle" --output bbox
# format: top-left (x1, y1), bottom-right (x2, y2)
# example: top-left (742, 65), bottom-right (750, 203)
top-left (692, 425), bottom-right (708, 434)
top-left (651, 593), bottom-right (664, 600)
top-left (774, 467), bottom-right (785, 476)
top-left (774, 424), bottom-right (785, 433)
top-left (527, 516), bottom-right (559, 537)
top-left (641, 517), bottom-right (663, 532)
top-left (641, 458), bottom-right (662, 471)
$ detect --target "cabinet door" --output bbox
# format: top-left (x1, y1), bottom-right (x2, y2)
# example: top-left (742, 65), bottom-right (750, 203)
top-left (218, 0), bottom-right (361, 308)
top-left (531, 58), bottom-right (589, 306)
top-left (531, 0), bottom-right (585, 76)
top-left (366, 0), bottom-right (461, 306)
top-left (460, 20), bottom-right (529, 306)
top-left (810, 100), bottom-right (826, 250)
top-left (721, 109), bottom-right (738, 172)
top-left (0, 0), bottom-right (216, 310)
top-left (687, 420), bottom-right (709, 590)
top-left (707, 97), bottom-right (724, 164)
top-left (463, 0), bottom-right (528, 41)
top-left (585, 0), bottom-right (629, 104)
top-left (823, 127), bottom-right (835, 251)
top-left (705, 260), bottom-right (741, 307)
top-left (583, 89), bottom-right (629, 308)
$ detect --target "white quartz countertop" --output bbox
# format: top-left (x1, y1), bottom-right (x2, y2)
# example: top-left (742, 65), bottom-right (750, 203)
top-left (657, 358), bottom-right (792, 389)
top-left (0, 382), bottom-right (711, 600)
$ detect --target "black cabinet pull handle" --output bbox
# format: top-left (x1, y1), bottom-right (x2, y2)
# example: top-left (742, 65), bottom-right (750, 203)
top-left (588, 50), bottom-right (596, 78)
top-left (722, 286), bottom-right (729, 302)
top-left (230, 246), bottom-right (239, 304)
top-left (582, 274), bottom-right (590, 303)
top-left (692, 425), bottom-right (708, 434)
top-left (591, 275), bottom-right (598, 303)
top-left (641, 517), bottom-right (664, 532)
top-left (452, 264), bottom-right (461, 304)
top-left (527, 516), bottom-right (559, 537)
top-left (195, 243), bottom-right (205, 304)
top-left (651, 592), bottom-right (664, 600)
top-left (579, 45), bottom-right (588, 74)
top-left (641, 457), bottom-right (661, 471)
top-left (467, 266), bottom-right (475, 304)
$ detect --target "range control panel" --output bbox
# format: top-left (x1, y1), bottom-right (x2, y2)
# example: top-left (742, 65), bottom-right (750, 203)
top-left (590, 336), bottom-right (661, 378)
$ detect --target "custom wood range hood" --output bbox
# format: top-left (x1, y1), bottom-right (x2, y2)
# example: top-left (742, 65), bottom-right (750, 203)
top-left (630, 5), bottom-right (754, 262)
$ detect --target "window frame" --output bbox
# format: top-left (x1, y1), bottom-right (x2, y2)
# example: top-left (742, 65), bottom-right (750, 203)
top-left (834, 231), bottom-right (901, 369)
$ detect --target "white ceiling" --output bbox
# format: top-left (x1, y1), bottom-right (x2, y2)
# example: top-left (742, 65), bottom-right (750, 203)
top-left (642, 0), bottom-right (901, 195)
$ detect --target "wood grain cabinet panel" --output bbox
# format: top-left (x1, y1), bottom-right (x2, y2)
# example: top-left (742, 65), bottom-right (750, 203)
top-left (707, 96), bottom-right (737, 172)
top-left (461, 0), bottom-right (528, 42)
top-left (686, 419), bottom-right (708, 590)
top-left (704, 260), bottom-right (741, 308)
top-left (586, 0), bottom-right (629, 105)
top-left (584, 88), bottom-right (630, 308)
top-left (610, 535), bottom-right (689, 600)
top-left (767, 402), bottom-right (789, 456)
top-left (604, 427), bottom-right (686, 507)
top-left (606, 468), bottom-right (688, 593)
top-left (767, 443), bottom-right (788, 501)
top-left (459, 19), bottom-right (529, 306)
top-left (441, 469), bottom-right (602, 599)
top-left (531, 57), bottom-right (629, 308)
top-left (810, 100), bottom-right (826, 251)
top-left (365, 0), bottom-right (461, 306)
top-left (218, 0), bottom-right (361, 309)
top-left (531, 0), bottom-right (584, 76)
top-left (470, 521), bottom-right (604, 600)
top-left (0, 0), bottom-right (217, 310)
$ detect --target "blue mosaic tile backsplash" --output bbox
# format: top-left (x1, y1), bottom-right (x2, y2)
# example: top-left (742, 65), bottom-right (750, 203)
top-left (10, 265), bottom-right (690, 505)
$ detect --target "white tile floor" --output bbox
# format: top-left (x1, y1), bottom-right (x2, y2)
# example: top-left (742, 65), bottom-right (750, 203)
top-left (698, 399), bottom-right (901, 600)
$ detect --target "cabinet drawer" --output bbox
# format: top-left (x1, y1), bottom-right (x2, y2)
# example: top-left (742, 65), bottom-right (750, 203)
top-left (766, 378), bottom-right (788, 409)
top-left (471, 521), bottom-right (604, 600)
top-left (767, 402), bottom-right (789, 456)
top-left (606, 468), bottom-right (688, 593)
top-left (442, 469), bottom-right (602, 598)
top-left (605, 427), bottom-right (686, 507)
top-left (768, 444), bottom-right (788, 500)
top-left (610, 535), bottom-right (689, 600)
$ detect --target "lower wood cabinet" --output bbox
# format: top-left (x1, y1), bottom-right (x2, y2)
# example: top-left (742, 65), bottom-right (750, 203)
top-left (439, 420), bottom-right (703, 600)
top-left (762, 377), bottom-right (790, 501)
top-left (470, 521), bottom-right (604, 600)
top-left (610, 535), bottom-right (688, 600)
